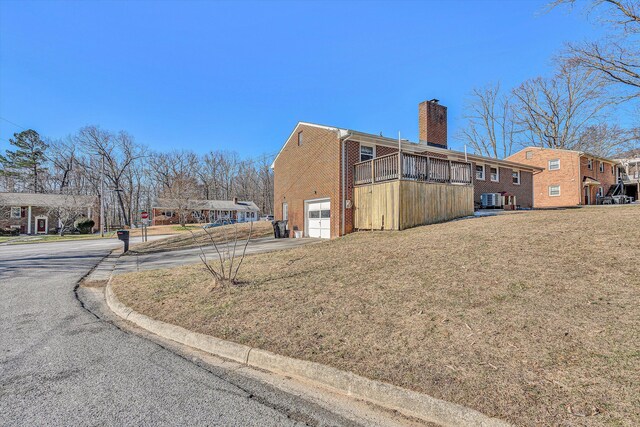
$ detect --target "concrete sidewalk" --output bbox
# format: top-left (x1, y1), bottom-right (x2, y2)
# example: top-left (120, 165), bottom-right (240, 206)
top-left (113, 237), bottom-right (321, 275)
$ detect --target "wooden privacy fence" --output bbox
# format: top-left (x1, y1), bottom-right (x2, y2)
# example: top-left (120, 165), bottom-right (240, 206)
top-left (353, 181), bottom-right (474, 231)
top-left (353, 152), bottom-right (472, 186)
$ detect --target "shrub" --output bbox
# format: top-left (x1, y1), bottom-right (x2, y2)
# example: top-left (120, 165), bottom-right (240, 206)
top-left (75, 218), bottom-right (95, 234)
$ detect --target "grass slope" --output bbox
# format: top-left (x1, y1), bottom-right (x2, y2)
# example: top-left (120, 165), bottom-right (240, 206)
top-left (113, 206), bottom-right (640, 426)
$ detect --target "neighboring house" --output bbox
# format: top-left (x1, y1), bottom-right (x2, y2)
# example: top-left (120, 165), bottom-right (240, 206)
top-left (151, 198), bottom-right (259, 226)
top-left (507, 147), bottom-right (619, 207)
top-left (272, 99), bottom-right (539, 239)
top-left (616, 156), bottom-right (640, 201)
top-left (0, 192), bottom-right (98, 234)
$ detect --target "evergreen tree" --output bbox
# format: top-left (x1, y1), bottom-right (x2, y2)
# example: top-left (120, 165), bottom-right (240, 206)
top-left (0, 129), bottom-right (49, 193)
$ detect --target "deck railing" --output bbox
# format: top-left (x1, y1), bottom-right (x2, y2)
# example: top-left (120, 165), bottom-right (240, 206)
top-left (353, 152), bottom-right (472, 186)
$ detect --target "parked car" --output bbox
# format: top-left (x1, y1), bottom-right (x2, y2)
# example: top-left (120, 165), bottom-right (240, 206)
top-left (260, 215), bottom-right (274, 221)
top-left (202, 219), bottom-right (236, 229)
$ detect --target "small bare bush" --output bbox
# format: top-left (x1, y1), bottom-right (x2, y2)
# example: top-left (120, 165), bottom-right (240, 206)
top-left (190, 221), bottom-right (253, 288)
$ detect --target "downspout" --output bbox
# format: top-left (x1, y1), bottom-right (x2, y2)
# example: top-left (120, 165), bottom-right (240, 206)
top-left (341, 132), bottom-right (353, 237)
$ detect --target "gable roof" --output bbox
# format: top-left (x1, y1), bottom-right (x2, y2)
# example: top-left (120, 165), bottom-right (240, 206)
top-left (153, 198), bottom-right (259, 212)
top-left (270, 122), bottom-right (348, 169)
top-left (509, 146), bottom-right (618, 165)
top-left (0, 192), bottom-right (97, 208)
top-left (271, 122), bottom-right (542, 172)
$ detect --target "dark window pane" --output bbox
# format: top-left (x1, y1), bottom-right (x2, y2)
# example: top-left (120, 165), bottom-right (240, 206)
top-left (309, 210), bottom-right (320, 219)
top-left (320, 209), bottom-right (330, 218)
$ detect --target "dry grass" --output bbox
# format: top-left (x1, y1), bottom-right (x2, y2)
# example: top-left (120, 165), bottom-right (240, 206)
top-left (129, 221), bottom-right (274, 254)
top-left (127, 224), bottom-right (201, 237)
top-left (112, 206), bottom-right (640, 426)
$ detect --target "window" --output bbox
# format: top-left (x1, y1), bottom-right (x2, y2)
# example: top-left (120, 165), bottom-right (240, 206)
top-left (549, 185), bottom-right (561, 196)
top-left (611, 165), bottom-right (614, 174)
top-left (548, 159), bottom-right (560, 170)
top-left (512, 170), bottom-right (521, 185)
top-left (359, 145), bottom-right (374, 162)
top-left (599, 162), bottom-right (604, 173)
top-left (10, 207), bottom-right (21, 219)
top-left (297, 131), bottom-right (303, 146)
top-left (475, 164), bottom-right (485, 180)
top-left (163, 210), bottom-right (173, 217)
top-left (525, 151), bottom-right (533, 160)
top-left (282, 202), bottom-right (288, 221)
top-left (490, 167), bottom-right (499, 182)
top-left (597, 187), bottom-right (604, 197)
top-left (587, 158), bottom-right (593, 170)
top-left (320, 209), bottom-right (330, 218)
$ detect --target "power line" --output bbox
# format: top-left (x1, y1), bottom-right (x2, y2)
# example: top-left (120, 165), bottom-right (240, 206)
top-left (0, 117), bottom-right (27, 130)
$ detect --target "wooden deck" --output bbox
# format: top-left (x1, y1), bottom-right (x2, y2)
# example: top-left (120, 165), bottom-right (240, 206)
top-left (353, 152), bottom-right (474, 231)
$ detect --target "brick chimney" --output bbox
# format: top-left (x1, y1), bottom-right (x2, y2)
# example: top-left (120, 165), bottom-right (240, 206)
top-left (418, 99), bottom-right (447, 149)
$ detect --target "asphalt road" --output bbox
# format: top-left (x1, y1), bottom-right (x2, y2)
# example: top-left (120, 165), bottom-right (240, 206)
top-left (0, 238), bottom-right (365, 426)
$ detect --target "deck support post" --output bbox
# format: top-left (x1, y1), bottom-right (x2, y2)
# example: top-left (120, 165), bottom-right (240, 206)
top-left (397, 133), bottom-right (402, 230)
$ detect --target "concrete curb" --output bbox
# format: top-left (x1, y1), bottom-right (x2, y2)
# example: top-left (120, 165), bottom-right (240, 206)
top-left (105, 280), bottom-right (511, 427)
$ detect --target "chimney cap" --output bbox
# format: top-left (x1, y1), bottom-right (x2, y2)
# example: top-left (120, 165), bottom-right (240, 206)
top-left (429, 98), bottom-right (439, 104)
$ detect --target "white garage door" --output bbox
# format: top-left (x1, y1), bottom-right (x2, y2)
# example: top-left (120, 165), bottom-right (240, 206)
top-left (307, 200), bottom-right (330, 239)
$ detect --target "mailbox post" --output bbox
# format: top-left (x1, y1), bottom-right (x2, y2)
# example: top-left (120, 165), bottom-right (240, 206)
top-left (116, 229), bottom-right (130, 253)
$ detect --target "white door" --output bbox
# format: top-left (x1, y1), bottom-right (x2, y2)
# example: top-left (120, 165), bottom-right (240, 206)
top-left (307, 200), bottom-right (330, 239)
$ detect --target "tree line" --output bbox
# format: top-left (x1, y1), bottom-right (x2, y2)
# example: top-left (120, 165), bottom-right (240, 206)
top-left (457, 0), bottom-right (640, 158)
top-left (0, 125), bottom-right (274, 228)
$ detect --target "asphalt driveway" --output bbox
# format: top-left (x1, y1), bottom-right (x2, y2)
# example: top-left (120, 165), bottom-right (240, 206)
top-left (114, 237), bottom-right (321, 275)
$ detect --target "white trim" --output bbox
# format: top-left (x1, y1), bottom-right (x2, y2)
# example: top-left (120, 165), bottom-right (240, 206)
top-left (35, 215), bottom-right (48, 234)
top-left (359, 143), bottom-right (375, 162)
top-left (599, 161), bottom-right (604, 173)
top-left (490, 166), bottom-right (499, 182)
top-left (304, 197), bottom-right (331, 238)
top-left (10, 206), bottom-right (21, 219)
top-left (548, 185), bottom-right (561, 197)
top-left (27, 205), bottom-right (32, 234)
top-left (548, 159), bottom-right (560, 170)
top-left (475, 164), bottom-right (485, 181)
top-left (512, 169), bottom-right (521, 185)
top-left (270, 122), bottom-right (346, 169)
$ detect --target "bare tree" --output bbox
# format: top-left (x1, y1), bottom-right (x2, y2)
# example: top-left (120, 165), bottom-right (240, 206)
top-left (77, 126), bottom-right (146, 226)
top-left (575, 123), bottom-right (638, 156)
top-left (458, 82), bottom-right (520, 158)
top-left (46, 136), bottom-right (77, 194)
top-left (512, 61), bottom-right (614, 149)
top-left (149, 150), bottom-right (200, 227)
top-left (551, 0), bottom-right (640, 98)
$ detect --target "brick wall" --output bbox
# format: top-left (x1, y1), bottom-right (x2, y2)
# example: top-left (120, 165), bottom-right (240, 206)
top-left (273, 124), bottom-right (341, 238)
top-left (507, 148), bottom-right (619, 207)
top-left (579, 156), bottom-right (618, 204)
top-left (0, 205), bottom-right (98, 234)
top-left (471, 162), bottom-right (534, 208)
top-left (507, 148), bottom-right (581, 207)
top-left (418, 100), bottom-right (447, 148)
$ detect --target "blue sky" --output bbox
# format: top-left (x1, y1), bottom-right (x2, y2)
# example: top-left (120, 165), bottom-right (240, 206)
top-left (0, 0), bottom-right (610, 158)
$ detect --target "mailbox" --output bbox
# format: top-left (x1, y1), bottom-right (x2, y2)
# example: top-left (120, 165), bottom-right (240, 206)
top-left (116, 229), bottom-right (130, 252)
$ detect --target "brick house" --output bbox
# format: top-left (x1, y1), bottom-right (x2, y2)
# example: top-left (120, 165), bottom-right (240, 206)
top-left (272, 99), bottom-right (540, 239)
top-left (151, 198), bottom-right (259, 226)
top-left (0, 192), bottom-right (98, 234)
top-left (506, 147), bottom-right (619, 207)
